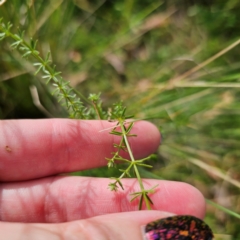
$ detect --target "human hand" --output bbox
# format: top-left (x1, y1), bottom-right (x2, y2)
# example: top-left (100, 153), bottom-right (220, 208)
top-left (0, 119), bottom-right (206, 239)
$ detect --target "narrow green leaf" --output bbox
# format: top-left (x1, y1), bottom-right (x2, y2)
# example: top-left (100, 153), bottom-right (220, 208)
top-left (130, 193), bottom-right (141, 202)
top-left (145, 193), bottom-right (154, 205)
top-left (110, 130), bottom-right (123, 136)
top-left (0, 32), bottom-right (6, 40)
top-left (117, 181), bottom-right (124, 190)
top-left (135, 163), bottom-right (152, 168)
top-left (22, 51), bottom-right (31, 57)
top-left (206, 199), bottom-right (240, 219)
top-left (138, 194), bottom-right (143, 210)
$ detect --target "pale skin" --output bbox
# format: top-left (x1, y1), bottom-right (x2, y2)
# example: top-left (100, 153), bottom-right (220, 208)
top-left (0, 119), bottom-right (206, 239)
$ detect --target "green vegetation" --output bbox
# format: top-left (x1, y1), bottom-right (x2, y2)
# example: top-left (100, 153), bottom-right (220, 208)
top-left (0, 19), bottom-right (157, 210)
top-left (1, 1), bottom-right (240, 238)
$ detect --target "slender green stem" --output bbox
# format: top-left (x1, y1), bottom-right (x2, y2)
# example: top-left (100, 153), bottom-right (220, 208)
top-left (0, 22), bottom-right (89, 119)
top-left (119, 120), bottom-right (152, 210)
top-left (1, 21), bottom-right (155, 210)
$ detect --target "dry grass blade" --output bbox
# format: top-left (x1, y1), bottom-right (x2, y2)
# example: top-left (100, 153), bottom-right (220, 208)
top-left (168, 38), bottom-right (240, 87)
top-left (29, 85), bottom-right (53, 117)
top-left (188, 157), bottom-right (240, 189)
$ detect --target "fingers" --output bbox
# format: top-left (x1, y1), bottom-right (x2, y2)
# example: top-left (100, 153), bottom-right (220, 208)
top-left (0, 119), bottom-right (161, 181)
top-left (0, 211), bottom-right (174, 240)
top-left (0, 176), bottom-right (205, 223)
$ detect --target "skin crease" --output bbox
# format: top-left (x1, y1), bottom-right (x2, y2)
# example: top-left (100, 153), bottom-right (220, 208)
top-left (0, 119), bottom-right (206, 239)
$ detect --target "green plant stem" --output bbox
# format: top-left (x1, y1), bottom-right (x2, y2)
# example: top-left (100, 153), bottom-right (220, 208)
top-left (0, 22), bottom-right (88, 119)
top-left (1, 20), bottom-right (155, 211)
top-left (119, 120), bottom-right (152, 210)
top-left (91, 100), bottom-right (104, 120)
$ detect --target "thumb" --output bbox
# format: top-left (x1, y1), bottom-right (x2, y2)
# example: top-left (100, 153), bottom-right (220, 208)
top-left (0, 211), bottom-right (213, 240)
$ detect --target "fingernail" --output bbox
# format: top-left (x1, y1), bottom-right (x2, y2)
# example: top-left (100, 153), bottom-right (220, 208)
top-left (142, 215), bottom-right (214, 240)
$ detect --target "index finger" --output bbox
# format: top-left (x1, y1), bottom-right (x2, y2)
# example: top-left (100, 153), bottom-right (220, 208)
top-left (0, 119), bottom-right (161, 182)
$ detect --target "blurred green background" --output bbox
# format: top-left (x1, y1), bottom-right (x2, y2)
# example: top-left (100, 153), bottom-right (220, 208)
top-left (1, 1), bottom-right (240, 238)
